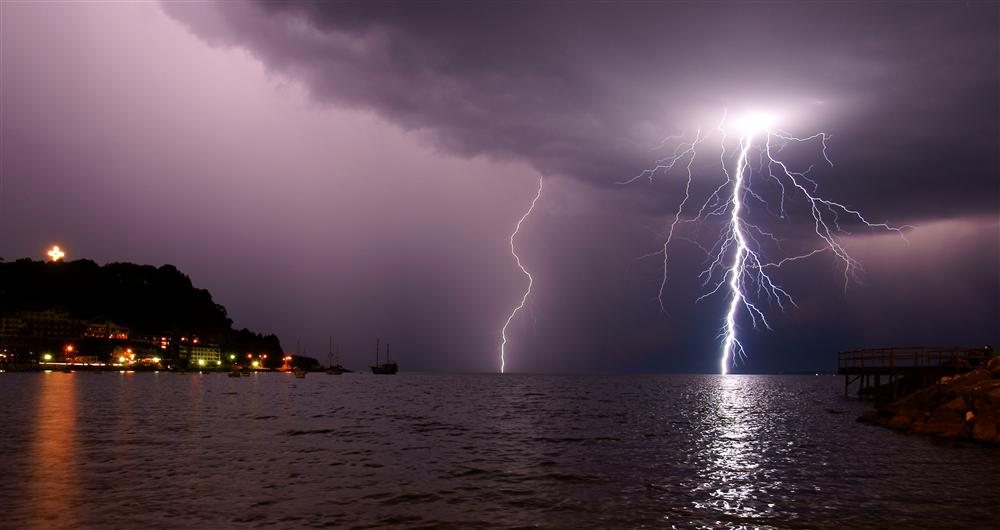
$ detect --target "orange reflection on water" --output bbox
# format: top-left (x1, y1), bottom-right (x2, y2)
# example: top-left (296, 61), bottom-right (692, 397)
top-left (29, 372), bottom-right (80, 529)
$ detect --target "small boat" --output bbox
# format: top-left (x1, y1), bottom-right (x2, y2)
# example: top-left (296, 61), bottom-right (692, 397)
top-left (293, 367), bottom-right (307, 379)
top-left (228, 367), bottom-right (241, 378)
top-left (326, 336), bottom-right (351, 374)
top-left (370, 339), bottom-right (398, 375)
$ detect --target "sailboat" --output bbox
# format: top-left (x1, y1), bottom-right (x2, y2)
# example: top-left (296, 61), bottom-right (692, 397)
top-left (370, 338), bottom-right (398, 375)
top-left (326, 336), bottom-right (351, 374)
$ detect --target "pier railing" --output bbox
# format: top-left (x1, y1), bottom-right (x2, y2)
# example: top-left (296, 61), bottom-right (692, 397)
top-left (838, 346), bottom-right (993, 373)
top-left (837, 346), bottom-right (994, 401)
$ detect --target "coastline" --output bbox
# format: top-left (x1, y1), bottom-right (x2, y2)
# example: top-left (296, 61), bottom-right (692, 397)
top-left (859, 357), bottom-right (1000, 444)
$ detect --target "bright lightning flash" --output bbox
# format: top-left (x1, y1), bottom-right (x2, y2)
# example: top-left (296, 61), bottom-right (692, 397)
top-left (499, 175), bottom-right (544, 373)
top-left (626, 110), bottom-right (909, 374)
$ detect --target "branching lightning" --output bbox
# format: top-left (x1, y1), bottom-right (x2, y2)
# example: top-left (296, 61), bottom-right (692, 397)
top-left (626, 111), bottom-right (909, 374)
top-left (499, 175), bottom-right (544, 374)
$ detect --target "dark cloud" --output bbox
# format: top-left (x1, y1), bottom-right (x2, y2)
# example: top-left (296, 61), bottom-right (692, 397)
top-left (165, 1), bottom-right (998, 222)
top-left (3, 3), bottom-right (996, 373)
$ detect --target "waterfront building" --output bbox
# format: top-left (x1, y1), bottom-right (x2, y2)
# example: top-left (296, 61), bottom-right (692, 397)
top-left (0, 315), bottom-right (26, 337)
top-left (135, 334), bottom-right (173, 351)
top-left (83, 321), bottom-right (129, 340)
top-left (17, 309), bottom-right (83, 338)
top-left (188, 343), bottom-right (222, 367)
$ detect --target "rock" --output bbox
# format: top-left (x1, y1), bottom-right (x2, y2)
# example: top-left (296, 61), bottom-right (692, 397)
top-left (972, 409), bottom-right (999, 443)
top-left (988, 356), bottom-right (1000, 376)
top-left (943, 396), bottom-right (966, 412)
top-left (923, 407), bottom-right (967, 438)
top-left (858, 358), bottom-right (1000, 443)
top-left (950, 369), bottom-right (991, 391)
top-left (888, 413), bottom-right (914, 430)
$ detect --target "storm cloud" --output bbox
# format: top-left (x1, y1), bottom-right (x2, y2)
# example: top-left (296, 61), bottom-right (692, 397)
top-left (165, 1), bottom-right (999, 221)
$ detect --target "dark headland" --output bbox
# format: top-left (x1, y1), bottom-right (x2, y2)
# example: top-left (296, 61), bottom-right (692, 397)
top-left (0, 258), bottom-right (317, 371)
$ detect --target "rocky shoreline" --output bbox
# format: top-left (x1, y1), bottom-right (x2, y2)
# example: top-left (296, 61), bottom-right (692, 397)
top-left (858, 357), bottom-right (1000, 443)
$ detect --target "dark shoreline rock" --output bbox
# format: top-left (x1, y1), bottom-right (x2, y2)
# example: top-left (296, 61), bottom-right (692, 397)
top-left (858, 357), bottom-right (1000, 443)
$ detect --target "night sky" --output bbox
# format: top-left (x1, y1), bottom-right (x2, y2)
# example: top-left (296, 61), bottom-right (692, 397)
top-left (2, 2), bottom-right (997, 373)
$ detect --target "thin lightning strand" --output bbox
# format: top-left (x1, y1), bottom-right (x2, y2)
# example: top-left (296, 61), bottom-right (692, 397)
top-left (629, 111), bottom-right (909, 374)
top-left (499, 175), bottom-right (544, 374)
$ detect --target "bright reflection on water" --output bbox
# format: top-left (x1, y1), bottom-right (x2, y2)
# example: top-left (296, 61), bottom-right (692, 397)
top-left (696, 376), bottom-right (766, 518)
top-left (0, 372), bottom-right (998, 529)
top-left (29, 372), bottom-right (80, 529)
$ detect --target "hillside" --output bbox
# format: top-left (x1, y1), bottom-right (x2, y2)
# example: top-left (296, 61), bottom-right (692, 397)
top-left (0, 258), bottom-right (282, 358)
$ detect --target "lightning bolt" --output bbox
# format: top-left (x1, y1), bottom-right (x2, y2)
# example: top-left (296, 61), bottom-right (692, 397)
top-left (499, 175), bottom-right (544, 374)
top-left (629, 111), bottom-right (910, 374)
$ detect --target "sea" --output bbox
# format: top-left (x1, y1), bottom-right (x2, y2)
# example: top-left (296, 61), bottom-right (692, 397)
top-left (1, 372), bottom-right (998, 529)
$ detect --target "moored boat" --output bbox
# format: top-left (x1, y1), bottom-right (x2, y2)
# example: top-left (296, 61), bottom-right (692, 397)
top-left (326, 336), bottom-right (351, 374)
top-left (370, 339), bottom-right (398, 375)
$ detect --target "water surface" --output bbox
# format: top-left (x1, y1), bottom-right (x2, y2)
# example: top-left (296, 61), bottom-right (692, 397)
top-left (1, 372), bottom-right (997, 528)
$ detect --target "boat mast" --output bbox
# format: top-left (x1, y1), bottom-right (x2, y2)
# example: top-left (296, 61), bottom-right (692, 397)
top-left (375, 338), bottom-right (380, 366)
top-left (328, 336), bottom-right (333, 368)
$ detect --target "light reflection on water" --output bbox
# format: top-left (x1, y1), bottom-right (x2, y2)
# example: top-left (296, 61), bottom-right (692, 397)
top-left (697, 376), bottom-right (767, 519)
top-left (29, 372), bottom-right (80, 529)
top-left (0, 372), bottom-right (998, 529)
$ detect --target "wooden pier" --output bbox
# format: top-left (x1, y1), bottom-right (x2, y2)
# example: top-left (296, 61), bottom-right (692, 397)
top-left (838, 346), bottom-right (994, 402)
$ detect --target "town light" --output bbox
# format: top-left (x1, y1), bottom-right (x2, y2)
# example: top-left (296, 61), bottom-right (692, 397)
top-left (65, 344), bottom-right (74, 353)
top-left (251, 360), bottom-right (260, 368)
top-left (197, 359), bottom-right (206, 367)
top-left (152, 357), bottom-right (161, 363)
top-left (229, 354), bottom-right (236, 360)
top-left (42, 353), bottom-right (53, 361)
top-left (46, 245), bottom-right (66, 262)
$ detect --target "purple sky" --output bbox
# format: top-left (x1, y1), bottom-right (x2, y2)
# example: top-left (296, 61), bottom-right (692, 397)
top-left (2, 2), bottom-right (997, 373)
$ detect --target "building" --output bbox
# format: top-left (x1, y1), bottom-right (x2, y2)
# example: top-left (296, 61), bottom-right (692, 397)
top-left (84, 320), bottom-right (130, 340)
top-left (188, 343), bottom-right (221, 367)
top-left (18, 310), bottom-right (83, 338)
top-left (0, 315), bottom-right (26, 337)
